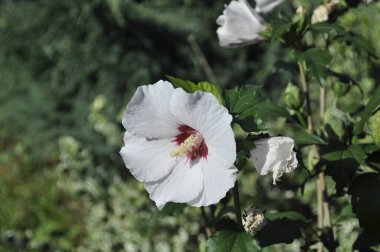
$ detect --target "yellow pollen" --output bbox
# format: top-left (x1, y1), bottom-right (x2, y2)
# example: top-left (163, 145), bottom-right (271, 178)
top-left (171, 133), bottom-right (203, 158)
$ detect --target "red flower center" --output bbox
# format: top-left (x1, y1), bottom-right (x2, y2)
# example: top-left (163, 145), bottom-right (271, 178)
top-left (172, 125), bottom-right (208, 160)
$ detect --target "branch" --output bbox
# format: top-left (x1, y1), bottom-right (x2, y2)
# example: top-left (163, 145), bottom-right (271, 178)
top-left (298, 62), bottom-right (334, 252)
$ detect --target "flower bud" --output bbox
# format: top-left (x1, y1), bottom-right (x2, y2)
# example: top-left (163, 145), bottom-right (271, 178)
top-left (369, 110), bottom-right (380, 146)
top-left (324, 106), bottom-right (352, 143)
top-left (242, 207), bottom-right (266, 234)
top-left (284, 82), bottom-right (304, 110)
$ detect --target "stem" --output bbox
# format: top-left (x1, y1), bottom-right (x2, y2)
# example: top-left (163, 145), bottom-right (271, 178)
top-left (232, 181), bottom-right (243, 229)
top-left (201, 207), bottom-right (212, 238)
top-left (298, 62), bottom-right (334, 252)
top-left (299, 62), bottom-right (313, 132)
top-left (187, 34), bottom-right (218, 86)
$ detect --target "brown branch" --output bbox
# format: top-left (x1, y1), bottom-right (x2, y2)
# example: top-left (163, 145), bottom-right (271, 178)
top-left (298, 62), bottom-right (334, 252)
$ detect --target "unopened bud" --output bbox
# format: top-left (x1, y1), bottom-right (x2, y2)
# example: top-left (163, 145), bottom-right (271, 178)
top-left (369, 110), bottom-right (380, 146)
top-left (331, 82), bottom-right (350, 97)
top-left (284, 82), bottom-right (304, 110)
top-left (242, 207), bottom-right (266, 234)
top-left (324, 106), bottom-right (352, 143)
top-left (296, 5), bottom-right (305, 15)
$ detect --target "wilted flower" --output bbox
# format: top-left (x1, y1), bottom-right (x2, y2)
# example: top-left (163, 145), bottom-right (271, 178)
top-left (243, 207), bottom-right (267, 233)
top-left (250, 137), bottom-right (298, 185)
top-left (120, 80), bottom-right (237, 209)
top-left (255, 0), bottom-right (285, 14)
top-left (311, 0), bottom-right (339, 24)
top-left (216, 0), bottom-right (266, 48)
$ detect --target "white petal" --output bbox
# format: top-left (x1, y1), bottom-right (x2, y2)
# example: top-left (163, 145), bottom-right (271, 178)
top-left (216, 0), bottom-right (265, 47)
top-left (170, 89), bottom-right (236, 166)
top-left (255, 0), bottom-right (285, 14)
top-left (250, 137), bottom-right (295, 175)
top-left (122, 80), bottom-right (179, 139)
top-left (120, 132), bottom-right (177, 182)
top-left (311, 5), bottom-right (329, 24)
top-left (144, 158), bottom-right (204, 210)
top-left (190, 156), bottom-right (237, 207)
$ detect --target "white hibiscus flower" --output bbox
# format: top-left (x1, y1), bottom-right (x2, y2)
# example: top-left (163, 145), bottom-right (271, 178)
top-left (255, 0), bottom-right (285, 14)
top-left (216, 0), bottom-right (266, 48)
top-left (120, 80), bottom-right (237, 210)
top-left (250, 136), bottom-right (298, 185)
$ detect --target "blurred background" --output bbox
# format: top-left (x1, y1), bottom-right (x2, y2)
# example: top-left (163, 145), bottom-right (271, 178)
top-left (0, 0), bottom-right (379, 251)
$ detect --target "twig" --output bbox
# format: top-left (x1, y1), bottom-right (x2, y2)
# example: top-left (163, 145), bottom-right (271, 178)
top-left (231, 181), bottom-right (243, 229)
top-left (298, 62), bottom-right (334, 252)
top-left (187, 34), bottom-right (218, 86)
top-left (201, 207), bottom-right (212, 238)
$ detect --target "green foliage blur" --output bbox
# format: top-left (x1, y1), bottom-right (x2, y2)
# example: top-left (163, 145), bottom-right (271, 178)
top-left (1, 0), bottom-right (380, 251)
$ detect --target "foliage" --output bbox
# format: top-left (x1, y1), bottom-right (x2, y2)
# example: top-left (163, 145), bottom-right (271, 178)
top-left (1, 0), bottom-right (380, 251)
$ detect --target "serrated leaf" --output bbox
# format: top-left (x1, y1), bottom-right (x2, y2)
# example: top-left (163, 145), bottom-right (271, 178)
top-left (348, 173), bottom-right (380, 239)
top-left (206, 231), bottom-right (260, 252)
top-left (225, 87), bottom-right (264, 115)
top-left (293, 130), bottom-right (326, 145)
top-left (166, 76), bottom-right (223, 103)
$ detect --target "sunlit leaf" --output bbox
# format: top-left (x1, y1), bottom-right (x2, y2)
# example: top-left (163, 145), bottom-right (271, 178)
top-left (166, 76), bottom-right (223, 104)
top-left (293, 130), bottom-right (326, 146)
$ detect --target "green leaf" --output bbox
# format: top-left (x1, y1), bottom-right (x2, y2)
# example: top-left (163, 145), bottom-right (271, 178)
top-left (363, 86), bottom-right (380, 121)
top-left (296, 48), bottom-right (332, 85)
top-left (255, 100), bottom-right (292, 121)
top-left (293, 130), bottom-right (326, 145)
top-left (322, 145), bottom-right (367, 195)
top-left (308, 22), bottom-right (345, 34)
top-left (348, 173), bottom-right (380, 239)
top-left (224, 87), bottom-right (264, 115)
top-left (206, 231), bottom-right (260, 252)
top-left (322, 145), bottom-right (367, 165)
top-left (270, 23), bottom-right (292, 41)
top-left (166, 75), bottom-right (199, 91)
top-left (255, 212), bottom-right (307, 247)
top-left (197, 81), bottom-right (224, 104)
top-left (166, 76), bottom-right (223, 104)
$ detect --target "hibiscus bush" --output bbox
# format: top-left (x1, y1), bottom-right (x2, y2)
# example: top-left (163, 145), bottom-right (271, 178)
top-left (1, 0), bottom-right (380, 251)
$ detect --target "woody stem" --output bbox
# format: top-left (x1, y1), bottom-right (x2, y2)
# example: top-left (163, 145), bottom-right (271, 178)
top-left (232, 181), bottom-right (243, 229)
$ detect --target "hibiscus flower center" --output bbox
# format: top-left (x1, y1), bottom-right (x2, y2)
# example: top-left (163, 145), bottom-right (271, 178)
top-left (170, 125), bottom-right (208, 160)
